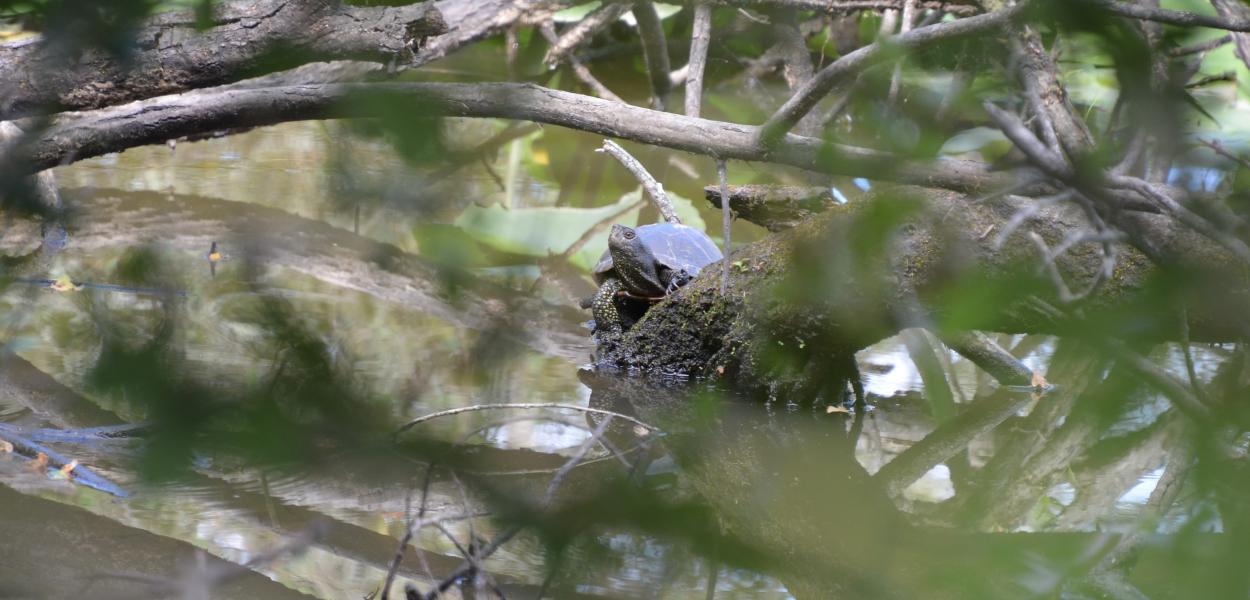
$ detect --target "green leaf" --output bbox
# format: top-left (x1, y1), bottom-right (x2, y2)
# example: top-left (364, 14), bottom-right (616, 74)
top-left (454, 191), bottom-right (645, 270)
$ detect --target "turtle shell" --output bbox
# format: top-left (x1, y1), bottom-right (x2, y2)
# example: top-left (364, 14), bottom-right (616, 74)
top-left (591, 222), bottom-right (723, 285)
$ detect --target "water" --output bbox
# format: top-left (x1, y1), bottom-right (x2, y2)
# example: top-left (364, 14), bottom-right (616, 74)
top-left (0, 121), bottom-right (1218, 599)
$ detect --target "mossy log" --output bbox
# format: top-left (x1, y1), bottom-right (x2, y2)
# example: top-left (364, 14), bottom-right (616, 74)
top-left (596, 186), bottom-right (1250, 386)
top-left (704, 184), bottom-right (835, 232)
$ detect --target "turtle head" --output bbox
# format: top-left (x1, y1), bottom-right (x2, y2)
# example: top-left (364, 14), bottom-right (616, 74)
top-left (608, 224), bottom-right (641, 252)
top-left (608, 224), bottom-right (664, 296)
top-left (608, 225), bottom-right (652, 265)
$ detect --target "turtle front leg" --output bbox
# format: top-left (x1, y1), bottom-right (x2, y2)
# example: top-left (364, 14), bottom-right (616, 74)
top-left (663, 268), bottom-right (693, 295)
top-left (591, 278), bottom-right (626, 334)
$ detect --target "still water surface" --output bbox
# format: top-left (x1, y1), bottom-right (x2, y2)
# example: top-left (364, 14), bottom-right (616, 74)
top-left (0, 121), bottom-right (1211, 599)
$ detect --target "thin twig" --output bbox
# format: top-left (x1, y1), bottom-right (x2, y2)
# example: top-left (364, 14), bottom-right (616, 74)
top-left (1108, 174), bottom-right (1250, 263)
top-left (717, 159), bottom-right (731, 294)
top-left (539, 22), bottom-right (625, 104)
top-left (1199, 137), bottom-right (1250, 171)
top-left (545, 416), bottom-right (613, 507)
top-left (759, 0), bottom-right (1034, 145)
top-left (1178, 306), bottom-right (1208, 404)
top-left (1170, 34), bottom-right (1232, 56)
top-left (597, 139), bottom-right (681, 224)
top-left (394, 402), bottom-right (661, 437)
top-left (423, 416), bottom-right (617, 600)
top-left (1029, 232), bottom-right (1076, 302)
top-left (1185, 71), bottom-right (1235, 88)
top-left (543, 3), bottom-right (631, 67)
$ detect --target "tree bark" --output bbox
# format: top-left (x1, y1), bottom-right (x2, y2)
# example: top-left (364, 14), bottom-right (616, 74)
top-left (705, 184), bottom-right (835, 232)
top-left (0, 0), bottom-right (446, 120)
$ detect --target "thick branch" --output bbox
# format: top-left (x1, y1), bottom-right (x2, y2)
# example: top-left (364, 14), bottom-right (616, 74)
top-left (0, 0), bottom-right (446, 120)
top-left (705, 184), bottom-right (835, 232)
top-left (684, 4), bottom-right (713, 118)
top-left (633, 1), bottom-right (674, 110)
top-left (12, 82), bottom-right (1011, 193)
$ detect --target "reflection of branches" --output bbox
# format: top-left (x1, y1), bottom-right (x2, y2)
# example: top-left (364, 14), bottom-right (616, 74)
top-left (1057, 412), bottom-right (1178, 530)
top-left (382, 465), bottom-right (436, 600)
top-left (875, 387), bottom-right (1037, 497)
top-left (414, 417), bottom-right (615, 599)
top-left (1074, 421), bottom-right (1194, 599)
top-left (89, 524), bottom-right (326, 600)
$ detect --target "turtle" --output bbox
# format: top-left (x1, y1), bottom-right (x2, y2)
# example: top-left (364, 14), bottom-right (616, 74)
top-left (581, 223), bottom-right (722, 334)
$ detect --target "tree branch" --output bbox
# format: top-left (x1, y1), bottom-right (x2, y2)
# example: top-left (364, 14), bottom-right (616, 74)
top-left (0, 0), bottom-right (446, 120)
top-left (758, 0), bottom-right (1033, 145)
top-left (543, 2), bottom-right (632, 67)
top-left (684, 4), bottom-right (714, 118)
top-left (633, 1), bottom-right (674, 111)
top-left (597, 139), bottom-right (680, 224)
top-left (1210, 0), bottom-right (1250, 71)
top-left (9, 82), bottom-right (1012, 193)
top-left (539, 22), bottom-right (625, 103)
top-left (1097, 0), bottom-right (1250, 32)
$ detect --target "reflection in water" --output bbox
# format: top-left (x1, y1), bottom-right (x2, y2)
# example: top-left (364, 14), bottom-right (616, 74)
top-left (1, 123), bottom-right (1241, 599)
